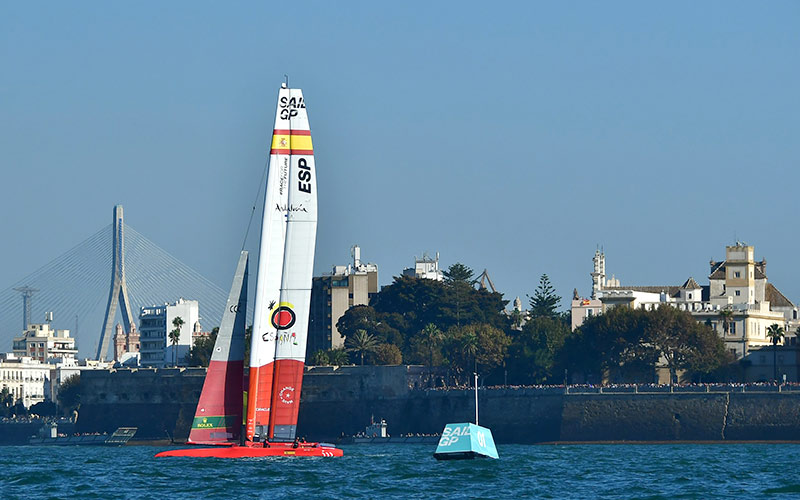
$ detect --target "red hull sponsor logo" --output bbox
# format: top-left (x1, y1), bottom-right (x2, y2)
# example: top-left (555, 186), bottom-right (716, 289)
top-left (279, 386), bottom-right (295, 405)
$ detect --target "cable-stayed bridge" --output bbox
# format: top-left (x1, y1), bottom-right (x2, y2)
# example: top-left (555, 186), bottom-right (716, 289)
top-left (0, 206), bottom-right (231, 359)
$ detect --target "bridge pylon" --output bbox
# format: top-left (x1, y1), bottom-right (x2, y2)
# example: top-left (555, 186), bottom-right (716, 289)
top-left (96, 205), bottom-right (135, 360)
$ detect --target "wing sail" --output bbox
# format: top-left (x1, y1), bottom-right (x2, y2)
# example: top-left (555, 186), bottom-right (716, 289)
top-left (268, 88), bottom-right (318, 441)
top-left (188, 251), bottom-right (248, 445)
top-left (244, 87), bottom-right (293, 442)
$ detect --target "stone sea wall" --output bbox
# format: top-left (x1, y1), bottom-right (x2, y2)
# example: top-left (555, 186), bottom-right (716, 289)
top-left (76, 367), bottom-right (800, 443)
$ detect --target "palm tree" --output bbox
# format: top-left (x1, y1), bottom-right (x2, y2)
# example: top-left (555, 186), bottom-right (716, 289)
top-left (420, 323), bottom-right (442, 369)
top-left (169, 316), bottom-right (184, 367)
top-left (719, 308), bottom-right (734, 336)
top-left (459, 330), bottom-right (479, 375)
top-left (766, 323), bottom-right (785, 383)
top-left (328, 348), bottom-right (350, 366)
top-left (345, 329), bottom-right (378, 365)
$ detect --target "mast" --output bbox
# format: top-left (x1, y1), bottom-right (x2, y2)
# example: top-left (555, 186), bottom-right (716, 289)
top-left (474, 372), bottom-right (479, 426)
top-left (267, 86), bottom-right (317, 441)
top-left (245, 85), bottom-right (293, 442)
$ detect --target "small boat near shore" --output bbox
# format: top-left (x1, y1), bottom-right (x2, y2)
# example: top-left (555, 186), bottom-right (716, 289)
top-left (338, 419), bottom-right (439, 445)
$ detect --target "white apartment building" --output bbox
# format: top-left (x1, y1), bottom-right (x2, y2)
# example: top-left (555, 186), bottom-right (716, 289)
top-left (138, 298), bottom-right (199, 367)
top-left (0, 353), bottom-right (51, 408)
top-left (0, 353), bottom-right (112, 409)
top-left (12, 321), bottom-right (78, 363)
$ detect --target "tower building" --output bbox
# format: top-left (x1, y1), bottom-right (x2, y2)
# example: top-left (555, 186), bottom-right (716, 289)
top-left (308, 246), bottom-right (378, 354)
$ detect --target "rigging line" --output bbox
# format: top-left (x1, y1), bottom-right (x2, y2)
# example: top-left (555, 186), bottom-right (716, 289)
top-left (2, 225), bottom-right (110, 291)
top-left (241, 157), bottom-right (270, 252)
top-left (125, 225), bottom-right (225, 292)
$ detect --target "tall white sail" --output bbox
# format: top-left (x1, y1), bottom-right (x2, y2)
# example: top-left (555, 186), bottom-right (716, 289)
top-left (267, 87), bottom-right (317, 441)
top-left (245, 85), bottom-right (292, 441)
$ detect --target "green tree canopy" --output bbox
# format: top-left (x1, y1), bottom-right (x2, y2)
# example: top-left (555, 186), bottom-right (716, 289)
top-left (336, 305), bottom-right (379, 339)
top-left (767, 323), bottom-right (785, 346)
top-left (443, 263), bottom-right (476, 285)
top-left (310, 349), bottom-right (330, 366)
top-left (416, 323), bottom-right (443, 368)
top-left (529, 274), bottom-right (561, 319)
top-left (187, 327), bottom-right (218, 367)
top-left (57, 374), bottom-right (81, 415)
top-left (442, 323), bottom-right (510, 383)
top-left (345, 329), bottom-right (379, 365)
top-left (30, 400), bottom-right (57, 417)
top-left (328, 348), bottom-right (350, 366)
top-left (0, 387), bottom-right (14, 418)
top-left (507, 316), bottom-right (571, 384)
top-left (371, 343), bottom-right (403, 365)
top-left (564, 306), bottom-right (729, 383)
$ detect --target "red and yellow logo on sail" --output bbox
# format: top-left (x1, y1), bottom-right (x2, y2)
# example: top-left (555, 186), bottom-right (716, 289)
top-left (270, 302), bottom-right (296, 330)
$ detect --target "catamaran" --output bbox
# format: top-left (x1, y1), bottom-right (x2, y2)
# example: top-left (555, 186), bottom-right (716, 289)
top-left (157, 84), bottom-right (342, 458)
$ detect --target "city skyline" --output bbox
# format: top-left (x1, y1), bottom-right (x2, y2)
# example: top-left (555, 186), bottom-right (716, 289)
top-left (2, 2), bottom-right (799, 331)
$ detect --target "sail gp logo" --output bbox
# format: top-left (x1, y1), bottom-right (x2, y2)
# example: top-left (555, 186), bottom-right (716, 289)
top-left (279, 386), bottom-right (295, 404)
top-left (279, 96), bottom-right (305, 120)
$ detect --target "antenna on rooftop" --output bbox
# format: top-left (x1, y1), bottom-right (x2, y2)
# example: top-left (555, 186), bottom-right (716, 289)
top-left (13, 286), bottom-right (38, 331)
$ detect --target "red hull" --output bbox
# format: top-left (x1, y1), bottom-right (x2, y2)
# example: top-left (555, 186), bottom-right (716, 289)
top-left (155, 443), bottom-right (342, 458)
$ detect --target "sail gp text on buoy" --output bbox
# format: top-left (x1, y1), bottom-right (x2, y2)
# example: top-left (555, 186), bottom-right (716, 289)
top-left (438, 424), bottom-right (471, 446)
top-left (279, 386), bottom-right (295, 405)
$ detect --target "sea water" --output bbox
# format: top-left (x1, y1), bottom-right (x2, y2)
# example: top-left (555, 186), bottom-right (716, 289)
top-left (2, 443), bottom-right (799, 499)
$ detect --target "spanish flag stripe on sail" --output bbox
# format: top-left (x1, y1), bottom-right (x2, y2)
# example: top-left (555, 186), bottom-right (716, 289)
top-left (270, 129), bottom-right (313, 155)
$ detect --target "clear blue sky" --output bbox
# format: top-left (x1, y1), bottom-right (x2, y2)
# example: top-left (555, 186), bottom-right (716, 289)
top-left (2, 2), bottom-right (799, 336)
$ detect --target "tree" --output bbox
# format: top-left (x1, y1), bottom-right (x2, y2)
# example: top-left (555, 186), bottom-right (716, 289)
top-left (443, 263), bottom-right (476, 285)
top-left (767, 323), bottom-right (785, 382)
top-left (563, 306), bottom-right (646, 382)
top-left (169, 316), bottom-right (185, 367)
top-left (529, 274), bottom-right (561, 319)
top-left (187, 327), bottom-right (218, 367)
top-left (508, 316), bottom-right (570, 384)
top-left (371, 344), bottom-right (403, 365)
top-left (346, 329), bottom-right (379, 365)
top-left (443, 263), bottom-right (476, 326)
top-left (30, 400), bottom-right (57, 417)
top-left (336, 305), bottom-right (379, 340)
top-left (372, 275), bottom-right (509, 347)
top-left (57, 374), bottom-right (81, 416)
top-left (644, 306), bottom-right (707, 384)
top-left (443, 324), bottom-right (510, 384)
top-left (564, 306), bottom-right (730, 384)
top-left (327, 348), bottom-right (350, 366)
top-left (419, 323), bottom-right (443, 369)
top-left (0, 387), bottom-right (13, 417)
top-left (310, 349), bottom-right (330, 366)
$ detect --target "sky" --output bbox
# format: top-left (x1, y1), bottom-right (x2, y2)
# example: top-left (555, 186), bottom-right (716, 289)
top-left (1, 1), bottom-right (799, 343)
